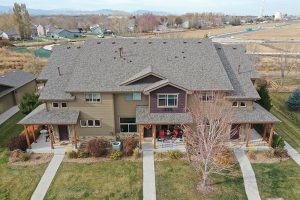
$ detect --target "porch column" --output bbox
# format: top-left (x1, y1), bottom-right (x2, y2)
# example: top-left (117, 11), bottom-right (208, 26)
top-left (152, 125), bottom-right (156, 149)
top-left (24, 125), bottom-right (31, 149)
top-left (47, 125), bottom-right (54, 149)
top-left (262, 124), bottom-right (268, 141)
top-left (73, 125), bottom-right (78, 149)
top-left (31, 125), bottom-right (36, 143)
top-left (139, 125), bottom-right (144, 148)
top-left (246, 123), bottom-right (252, 147)
top-left (268, 124), bottom-right (275, 147)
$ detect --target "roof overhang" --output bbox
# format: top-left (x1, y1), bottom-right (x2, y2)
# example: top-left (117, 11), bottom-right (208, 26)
top-left (121, 72), bottom-right (166, 86)
top-left (143, 80), bottom-right (193, 95)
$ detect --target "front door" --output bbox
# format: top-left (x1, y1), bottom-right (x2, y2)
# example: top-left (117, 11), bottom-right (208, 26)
top-left (58, 125), bottom-right (69, 141)
top-left (230, 124), bottom-right (240, 140)
top-left (144, 127), bottom-right (152, 138)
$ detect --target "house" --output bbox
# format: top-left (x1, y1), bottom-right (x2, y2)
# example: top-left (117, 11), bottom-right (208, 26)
top-left (31, 25), bottom-right (38, 37)
top-left (5, 31), bottom-right (21, 41)
top-left (37, 25), bottom-right (46, 37)
top-left (47, 28), bottom-right (81, 39)
top-left (0, 70), bottom-right (36, 114)
top-left (19, 39), bottom-right (280, 150)
top-left (0, 30), bottom-right (9, 40)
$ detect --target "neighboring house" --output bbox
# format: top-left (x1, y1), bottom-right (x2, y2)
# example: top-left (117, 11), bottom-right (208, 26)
top-left (0, 70), bottom-right (36, 114)
top-left (47, 28), bottom-right (81, 39)
top-left (31, 25), bottom-right (38, 37)
top-left (37, 25), bottom-right (46, 37)
top-left (0, 30), bottom-right (9, 40)
top-left (5, 31), bottom-right (21, 41)
top-left (45, 25), bottom-right (55, 37)
top-left (182, 20), bottom-right (190, 29)
top-left (19, 39), bottom-right (280, 150)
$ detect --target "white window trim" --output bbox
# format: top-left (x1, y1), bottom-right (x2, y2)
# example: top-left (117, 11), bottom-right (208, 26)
top-left (232, 101), bottom-right (238, 107)
top-left (201, 91), bottom-right (215, 102)
top-left (80, 119), bottom-right (102, 128)
top-left (240, 102), bottom-right (247, 107)
top-left (85, 93), bottom-right (102, 103)
top-left (119, 118), bottom-right (137, 133)
top-left (157, 93), bottom-right (179, 108)
top-left (61, 102), bottom-right (67, 108)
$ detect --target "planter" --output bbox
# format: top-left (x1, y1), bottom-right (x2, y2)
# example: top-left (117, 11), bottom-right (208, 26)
top-left (111, 141), bottom-right (121, 151)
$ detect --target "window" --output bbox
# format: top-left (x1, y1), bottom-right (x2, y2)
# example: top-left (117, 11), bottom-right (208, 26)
top-left (240, 102), bottom-right (246, 107)
top-left (201, 91), bottom-right (215, 102)
top-left (120, 118), bottom-right (137, 133)
top-left (232, 102), bottom-right (238, 107)
top-left (80, 120), bottom-right (101, 127)
top-left (61, 102), bottom-right (67, 107)
top-left (158, 94), bottom-right (178, 108)
top-left (85, 93), bottom-right (101, 102)
top-left (126, 92), bottom-right (142, 101)
top-left (52, 102), bottom-right (59, 108)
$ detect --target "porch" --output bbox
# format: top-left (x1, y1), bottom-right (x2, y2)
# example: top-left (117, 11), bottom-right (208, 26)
top-left (18, 104), bottom-right (80, 152)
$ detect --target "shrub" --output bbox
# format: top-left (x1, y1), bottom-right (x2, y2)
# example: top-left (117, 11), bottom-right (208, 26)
top-left (272, 134), bottom-right (285, 148)
top-left (19, 93), bottom-right (41, 115)
top-left (133, 148), bottom-right (141, 159)
top-left (8, 135), bottom-right (28, 151)
top-left (273, 147), bottom-right (289, 161)
top-left (264, 149), bottom-right (274, 158)
top-left (217, 148), bottom-right (236, 165)
top-left (78, 151), bottom-right (90, 158)
top-left (122, 138), bottom-right (138, 156)
top-left (167, 150), bottom-right (183, 160)
top-left (248, 150), bottom-right (256, 160)
top-left (19, 152), bottom-right (31, 161)
top-left (257, 84), bottom-right (272, 111)
top-left (110, 150), bottom-right (123, 160)
top-left (155, 152), bottom-right (166, 159)
top-left (67, 150), bottom-right (78, 159)
top-left (87, 139), bottom-right (110, 157)
top-left (10, 150), bottom-right (31, 162)
top-left (286, 88), bottom-right (300, 111)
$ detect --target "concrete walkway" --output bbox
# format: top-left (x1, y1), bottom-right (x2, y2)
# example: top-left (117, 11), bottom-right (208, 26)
top-left (0, 105), bottom-right (19, 125)
top-left (285, 142), bottom-right (300, 166)
top-left (234, 149), bottom-right (261, 200)
top-left (31, 154), bottom-right (64, 200)
top-left (143, 142), bottom-right (156, 200)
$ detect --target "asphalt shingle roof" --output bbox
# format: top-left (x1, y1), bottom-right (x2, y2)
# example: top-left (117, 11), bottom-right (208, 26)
top-left (0, 70), bottom-right (35, 98)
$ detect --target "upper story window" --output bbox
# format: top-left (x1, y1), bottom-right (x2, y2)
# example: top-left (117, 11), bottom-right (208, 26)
top-left (126, 92), bottom-right (142, 101)
top-left (85, 93), bottom-right (101, 102)
top-left (232, 102), bottom-right (238, 107)
top-left (201, 91), bottom-right (215, 102)
top-left (240, 102), bottom-right (246, 107)
top-left (232, 101), bottom-right (247, 107)
top-left (52, 102), bottom-right (67, 108)
top-left (80, 119), bottom-right (101, 127)
top-left (158, 94), bottom-right (178, 108)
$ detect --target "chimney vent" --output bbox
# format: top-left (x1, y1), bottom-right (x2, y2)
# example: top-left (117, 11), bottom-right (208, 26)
top-left (119, 47), bottom-right (123, 58)
top-left (237, 65), bottom-right (241, 74)
top-left (57, 67), bottom-right (61, 76)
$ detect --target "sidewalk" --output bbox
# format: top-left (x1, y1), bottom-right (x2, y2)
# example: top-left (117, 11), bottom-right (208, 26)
top-left (143, 142), bottom-right (156, 200)
top-left (234, 149), bottom-right (261, 200)
top-left (285, 142), bottom-right (300, 166)
top-left (0, 105), bottom-right (19, 125)
top-left (31, 154), bottom-right (64, 200)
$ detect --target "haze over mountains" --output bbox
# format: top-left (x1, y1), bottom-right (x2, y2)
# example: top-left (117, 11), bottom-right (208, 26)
top-left (0, 5), bottom-right (170, 16)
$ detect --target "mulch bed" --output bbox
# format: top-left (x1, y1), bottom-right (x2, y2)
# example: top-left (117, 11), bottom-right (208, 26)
top-left (10, 153), bottom-right (53, 166)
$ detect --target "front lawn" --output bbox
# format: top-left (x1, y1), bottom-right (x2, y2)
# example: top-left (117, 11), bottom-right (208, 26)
top-left (45, 161), bottom-right (143, 200)
top-left (155, 160), bottom-right (247, 200)
top-left (270, 93), bottom-right (300, 151)
top-left (252, 159), bottom-right (300, 200)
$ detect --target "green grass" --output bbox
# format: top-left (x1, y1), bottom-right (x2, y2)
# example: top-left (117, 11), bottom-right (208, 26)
top-left (270, 93), bottom-right (300, 151)
top-left (45, 161), bottom-right (143, 200)
top-left (0, 111), bottom-right (47, 200)
top-left (0, 111), bottom-right (25, 148)
top-left (252, 159), bottom-right (300, 200)
top-left (155, 160), bottom-right (247, 200)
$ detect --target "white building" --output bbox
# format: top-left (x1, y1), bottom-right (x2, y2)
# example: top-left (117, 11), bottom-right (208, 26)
top-left (274, 11), bottom-right (283, 21)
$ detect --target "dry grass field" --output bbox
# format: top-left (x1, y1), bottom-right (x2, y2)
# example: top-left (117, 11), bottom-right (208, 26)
top-left (0, 48), bottom-right (47, 75)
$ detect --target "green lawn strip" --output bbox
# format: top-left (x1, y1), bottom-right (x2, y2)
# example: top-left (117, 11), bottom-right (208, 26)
top-left (45, 161), bottom-right (143, 200)
top-left (252, 159), bottom-right (300, 200)
top-left (270, 93), bottom-right (300, 151)
top-left (0, 111), bottom-right (25, 148)
top-left (155, 160), bottom-right (247, 200)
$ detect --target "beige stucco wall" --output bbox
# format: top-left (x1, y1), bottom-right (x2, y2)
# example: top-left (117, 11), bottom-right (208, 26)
top-left (15, 80), bottom-right (36, 104)
top-left (0, 93), bottom-right (15, 114)
top-left (114, 93), bottom-right (148, 132)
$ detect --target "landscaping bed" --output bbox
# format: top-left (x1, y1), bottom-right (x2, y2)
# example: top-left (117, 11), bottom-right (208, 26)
top-left (45, 161), bottom-right (143, 200)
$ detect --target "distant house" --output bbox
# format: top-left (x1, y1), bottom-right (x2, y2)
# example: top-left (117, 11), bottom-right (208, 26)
top-left (5, 31), bottom-right (21, 41)
top-left (45, 25), bottom-right (55, 37)
top-left (0, 31), bottom-right (9, 40)
top-left (0, 70), bottom-right (36, 114)
top-left (182, 21), bottom-right (190, 29)
top-left (31, 25), bottom-right (38, 37)
top-left (37, 25), bottom-right (46, 37)
top-left (47, 28), bottom-right (81, 39)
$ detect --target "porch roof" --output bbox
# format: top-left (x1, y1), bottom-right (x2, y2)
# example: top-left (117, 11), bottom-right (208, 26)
top-left (136, 106), bottom-right (193, 124)
top-left (230, 103), bottom-right (280, 124)
top-left (18, 103), bottom-right (80, 125)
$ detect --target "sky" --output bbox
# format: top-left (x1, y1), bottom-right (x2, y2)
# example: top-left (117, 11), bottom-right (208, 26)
top-left (1, 0), bottom-right (299, 15)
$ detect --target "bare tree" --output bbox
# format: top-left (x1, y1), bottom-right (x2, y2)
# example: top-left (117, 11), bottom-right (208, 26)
top-left (137, 13), bottom-right (158, 32)
top-left (182, 93), bottom-right (235, 192)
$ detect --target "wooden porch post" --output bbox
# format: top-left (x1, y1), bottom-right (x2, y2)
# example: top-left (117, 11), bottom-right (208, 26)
top-left (246, 123), bottom-right (252, 147)
top-left (262, 124), bottom-right (268, 141)
top-left (48, 125), bottom-right (54, 149)
top-left (73, 125), bottom-right (78, 149)
top-left (24, 125), bottom-right (31, 149)
top-left (152, 125), bottom-right (156, 149)
top-left (268, 124), bottom-right (275, 147)
top-left (139, 125), bottom-right (143, 148)
top-left (31, 125), bottom-right (36, 143)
